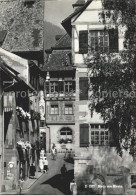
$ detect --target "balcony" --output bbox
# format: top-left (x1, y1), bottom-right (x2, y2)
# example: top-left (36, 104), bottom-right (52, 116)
top-left (46, 91), bottom-right (76, 100)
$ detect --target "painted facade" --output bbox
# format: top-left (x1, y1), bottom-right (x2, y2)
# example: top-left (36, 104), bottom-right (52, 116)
top-left (62, 0), bottom-right (136, 194)
top-left (41, 34), bottom-right (76, 153)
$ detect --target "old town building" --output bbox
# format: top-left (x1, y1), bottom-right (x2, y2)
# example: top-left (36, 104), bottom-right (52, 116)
top-left (41, 33), bottom-right (76, 153)
top-left (62, 0), bottom-right (135, 194)
top-left (0, 0), bottom-right (44, 192)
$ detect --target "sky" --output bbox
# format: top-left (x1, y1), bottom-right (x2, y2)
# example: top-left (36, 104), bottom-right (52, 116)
top-left (44, 0), bottom-right (76, 28)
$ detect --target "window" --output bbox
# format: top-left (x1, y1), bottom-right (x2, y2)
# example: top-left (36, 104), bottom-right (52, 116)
top-left (64, 81), bottom-right (73, 93)
top-left (90, 124), bottom-right (109, 146)
top-left (24, 0), bottom-right (35, 8)
top-left (79, 29), bottom-right (118, 54)
top-left (89, 31), bottom-right (109, 52)
top-left (60, 127), bottom-right (72, 141)
top-left (50, 105), bottom-right (59, 115)
top-left (45, 81), bottom-right (75, 96)
top-left (50, 82), bottom-right (58, 93)
top-left (65, 104), bottom-right (73, 115)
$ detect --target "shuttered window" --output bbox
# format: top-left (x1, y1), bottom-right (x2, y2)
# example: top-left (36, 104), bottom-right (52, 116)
top-left (80, 124), bottom-right (89, 147)
top-left (79, 77), bottom-right (88, 100)
top-left (109, 28), bottom-right (118, 52)
top-left (79, 30), bottom-right (88, 54)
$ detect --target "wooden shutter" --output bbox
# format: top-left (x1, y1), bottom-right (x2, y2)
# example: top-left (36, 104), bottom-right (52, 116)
top-left (79, 77), bottom-right (88, 100)
top-left (79, 30), bottom-right (88, 54)
top-left (80, 124), bottom-right (89, 147)
top-left (109, 28), bottom-right (118, 52)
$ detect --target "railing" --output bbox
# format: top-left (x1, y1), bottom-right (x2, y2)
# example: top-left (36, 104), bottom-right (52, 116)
top-left (46, 91), bottom-right (76, 99)
top-left (46, 114), bottom-right (75, 123)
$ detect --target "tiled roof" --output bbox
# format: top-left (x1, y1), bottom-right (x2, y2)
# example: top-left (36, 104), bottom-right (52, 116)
top-left (42, 50), bottom-right (73, 71)
top-left (53, 33), bottom-right (71, 49)
top-left (0, 0), bottom-right (43, 52)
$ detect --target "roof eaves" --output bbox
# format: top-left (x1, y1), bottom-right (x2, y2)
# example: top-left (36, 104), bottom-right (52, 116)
top-left (61, 0), bottom-right (92, 35)
top-left (0, 62), bottom-right (21, 82)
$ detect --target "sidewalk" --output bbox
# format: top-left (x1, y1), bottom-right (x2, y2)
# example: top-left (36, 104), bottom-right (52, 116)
top-left (1, 171), bottom-right (43, 195)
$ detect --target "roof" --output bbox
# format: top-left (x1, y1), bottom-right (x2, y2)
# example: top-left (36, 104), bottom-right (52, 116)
top-left (42, 50), bottom-right (73, 71)
top-left (0, 30), bottom-right (7, 45)
top-left (73, 0), bottom-right (85, 7)
top-left (0, 57), bottom-right (20, 82)
top-left (61, 0), bottom-right (92, 35)
top-left (0, 0), bottom-right (43, 52)
top-left (53, 33), bottom-right (71, 49)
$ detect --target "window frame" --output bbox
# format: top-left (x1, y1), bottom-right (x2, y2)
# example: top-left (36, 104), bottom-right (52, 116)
top-left (60, 128), bottom-right (72, 140)
top-left (88, 30), bottom-right (109, 53)
top-left (64, 104), bottom-right (73, 115)
top-left (90, 124), bottom-right (110, 146)
top-left (50, 104), bottom-right (59, 115)
top-left (50, 81), bottom-right (59, 94)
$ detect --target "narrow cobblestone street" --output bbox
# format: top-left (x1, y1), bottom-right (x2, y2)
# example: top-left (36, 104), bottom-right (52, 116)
top-left (21, 153), bottom-right (74, 195)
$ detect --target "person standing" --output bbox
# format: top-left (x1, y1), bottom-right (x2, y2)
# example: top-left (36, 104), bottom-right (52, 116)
top-left (43, 156), bottom-right (49, 173)
top-left (29, 164), bottom-right (36, 179)
top-left (60, 164), bottom-right (67, 179)
top-left (51, 146), bottom-right (57, 160)
top-left (70, 179), bottom-right (77, 195)
top-left (19, 178), bottom-right (24, 195)
top-left (39, 157), bottom-right (44, 172)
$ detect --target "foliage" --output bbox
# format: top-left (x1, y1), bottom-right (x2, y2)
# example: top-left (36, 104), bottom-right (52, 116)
top-left (87, 0), bottom-right (136, 157)
top-left (101, 0), bottom-right (136, 51)
top-left (59, 138), bottom-right (72, 144)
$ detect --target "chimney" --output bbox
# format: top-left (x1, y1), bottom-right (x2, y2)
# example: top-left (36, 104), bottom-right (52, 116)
top-left (72, 0), bottom-right (85, 11)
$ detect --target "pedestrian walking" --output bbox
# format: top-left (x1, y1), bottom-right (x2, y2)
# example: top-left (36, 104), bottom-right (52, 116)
top-left (39, 157), bottom-right (44, 172)
top-left (70, 179), bottom-right (77, 195)
top-left (60, 164), bottom-right (67, 179)
top-left (43, 156), bottom-right (49, 173)
top-left (29, 163), bottom-right (36, 178)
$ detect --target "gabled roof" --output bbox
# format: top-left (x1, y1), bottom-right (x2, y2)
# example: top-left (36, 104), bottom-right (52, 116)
top-left (61, 0), bottom-right (92, 35)
top-left (43, 33), bottom-right (72, 72)
top-left (53, 33), bottom-right (71, 49)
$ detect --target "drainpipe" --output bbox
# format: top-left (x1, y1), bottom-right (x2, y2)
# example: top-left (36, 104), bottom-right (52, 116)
top-left (43, 76), bottom-right (51, 153)
top-left (0, 69), bottom-right (4, 192)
